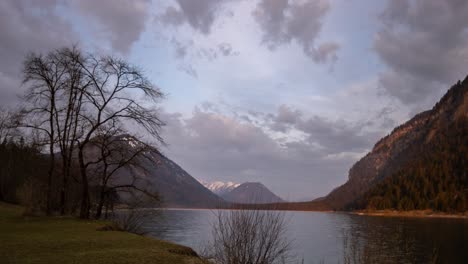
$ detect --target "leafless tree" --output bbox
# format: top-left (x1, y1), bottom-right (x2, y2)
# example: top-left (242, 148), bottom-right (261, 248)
top-left (51, 47), bottom-right (88, 215)
top-left (207, 208), bottom-right (293, 264)
top-left (87, 123), bottom-right (156, 219)
top-left (0, 107), bottom-right (19, 144)
top-left (75, 54), bottom-right (165, 218)
top-left (18, 47), bottom-right (165, 218)
top-left (20, 50), bottom-right (68, 215)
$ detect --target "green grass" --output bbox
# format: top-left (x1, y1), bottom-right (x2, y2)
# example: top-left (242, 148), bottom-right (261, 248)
top-left (0, 202), bottom-right (204, 264)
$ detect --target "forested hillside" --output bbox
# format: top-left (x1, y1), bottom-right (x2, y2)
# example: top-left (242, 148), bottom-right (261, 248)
top-left (354, 117), bottom-right (467, 212)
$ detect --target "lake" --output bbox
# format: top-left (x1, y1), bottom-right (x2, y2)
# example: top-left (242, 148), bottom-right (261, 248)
top-left (147, 209), bottom-right (468, 263)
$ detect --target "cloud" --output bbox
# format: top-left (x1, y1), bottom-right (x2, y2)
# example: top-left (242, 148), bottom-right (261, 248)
top-left (270, 105), bottom-right (379, 154)
top-left (217, 42), bottom-right (238, 56)
top-left (0, 0), bottom-right (76, 105)
top-left (159, 0), bottom-right (235, 34)
top-left (253, 0), bottom-right (339, 63)
top-left (71, 0), bottom-right (151, 54)
top-left (269, 104), bottom-right (302, 132)
top-left (375, 0), bottom-right (468, 105)
top-left (160, 103), bottom-right (382, 199)
top-left (168, 39), bottom-right (239, 77)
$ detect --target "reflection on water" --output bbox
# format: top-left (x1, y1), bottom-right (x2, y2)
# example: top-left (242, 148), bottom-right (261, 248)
top-left (146, 209), bottom-right (468, 263)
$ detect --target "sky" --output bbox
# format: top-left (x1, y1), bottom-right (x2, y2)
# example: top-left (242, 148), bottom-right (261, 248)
top-left (1, 0), bottom-right (468, 200)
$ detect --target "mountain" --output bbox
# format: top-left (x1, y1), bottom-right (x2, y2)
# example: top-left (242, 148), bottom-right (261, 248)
top-left (221, 182), bottom-right (284, 204)
top-left (200, 180), bottom-right (240, 196)
top-left (320, 76), bottom-right (468, 210)
top-left (89, 136), bottom-right (226, 208)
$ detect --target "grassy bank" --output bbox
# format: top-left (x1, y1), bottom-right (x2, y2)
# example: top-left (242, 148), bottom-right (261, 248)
top-left (0, 202), bottom-right (204, 264)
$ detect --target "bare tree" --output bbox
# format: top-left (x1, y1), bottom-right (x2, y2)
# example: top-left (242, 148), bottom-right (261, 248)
top-left (208, 208), bottom-right (293, 264)
top-left (0, 107), bottom-right (19, 144)
top-left (87, 123), bottom-right (155, 219)
top-left (51, 47), bottom-right (88, 215)
top-left (75, 54), bottom-right (164, 219)
top-left (20, 51), bottom-right (68, 215)
top-left (18, 47), bottom-right (165, 218)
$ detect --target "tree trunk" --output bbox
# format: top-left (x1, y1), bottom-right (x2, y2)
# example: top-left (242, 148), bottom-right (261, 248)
top-left (46, 133), bottom-right (55, 216)
top-left (95, 186), bottom-right (106, 219)
top-left (78, 147), bottom-right (90, 219)
top-left (59, 164), bottom-right (69, 215)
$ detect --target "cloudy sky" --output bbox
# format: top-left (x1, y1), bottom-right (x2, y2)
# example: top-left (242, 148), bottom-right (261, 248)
top-left (1, 0), bottom-right (468, 200)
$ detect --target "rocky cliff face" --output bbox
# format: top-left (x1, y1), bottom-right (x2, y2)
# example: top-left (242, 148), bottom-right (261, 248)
top-left (323, 76), bottom-right (468, 210)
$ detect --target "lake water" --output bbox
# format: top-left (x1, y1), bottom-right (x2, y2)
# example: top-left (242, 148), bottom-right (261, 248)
top-left (147, 209), bottom-right (468, 263)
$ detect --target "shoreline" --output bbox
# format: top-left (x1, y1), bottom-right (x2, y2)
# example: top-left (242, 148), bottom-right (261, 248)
top-left (350, 210), bottom-right (468, 219)
top-left (162, 206), bottom-right (468, 219)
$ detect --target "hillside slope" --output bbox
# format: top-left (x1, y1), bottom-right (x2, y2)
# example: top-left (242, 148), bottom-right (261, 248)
top-left (321, 76), bottom-right (468, 210)
top-left (354, 115), bottom-right (467, 211)
top-left (128, 148), bottom-right (227, 208)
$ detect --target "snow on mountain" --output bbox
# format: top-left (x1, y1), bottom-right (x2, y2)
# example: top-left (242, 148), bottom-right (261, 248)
top-left (199, 180), bottom-right (241, 196)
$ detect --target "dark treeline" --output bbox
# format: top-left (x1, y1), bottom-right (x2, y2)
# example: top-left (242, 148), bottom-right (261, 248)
top-left (354, 117), bottom-right (468, 212)
top-left (0, 46), bottom-right (165, 219)
top-left (0, 138), bottom-right (47, 204)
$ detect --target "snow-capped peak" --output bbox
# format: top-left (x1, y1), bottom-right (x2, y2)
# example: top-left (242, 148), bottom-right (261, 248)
top-left (198, 180), bottom-right (241, 195)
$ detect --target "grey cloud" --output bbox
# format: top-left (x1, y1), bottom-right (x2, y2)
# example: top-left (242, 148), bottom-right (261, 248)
top-left (253, 0), bottom-right (339, 64)
top-left (177, 64), bottom-right (198, 78)
top-left (218, 43), bottom-right (238, 56)
top-left (270, 105), bottom-right (379, 154)
top-left (276, 105), bottom-right (302, 124)
top-left (197, 48), bottom-right (219, 61)
top-left (296, 116), bottom-right (378, 154)
top-left (375, 0), bottom-right (468, 105)
top-left (196, 43), bottom-right (240, 61)
top-left (0, 0), bottom-right (76, 105)
top-left (171, 40), bottom-right (238, 76)
top-left (171, 38), bottom-right (192, 59)
top-left (71, 0), bottom-right (151, 54)
top-left (270, 104), bottom-right (302, 132)
top-left (159, 6), bottom-right (186, 27)
top-left (159, 0), bottom-right (235, 34)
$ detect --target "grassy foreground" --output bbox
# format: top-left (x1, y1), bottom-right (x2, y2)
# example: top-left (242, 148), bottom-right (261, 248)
top-left (0, 202), bottom-right (204, 264)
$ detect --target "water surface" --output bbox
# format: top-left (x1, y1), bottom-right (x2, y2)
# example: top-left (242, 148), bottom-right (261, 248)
top-left (147, 209), bottom-right (467, 263)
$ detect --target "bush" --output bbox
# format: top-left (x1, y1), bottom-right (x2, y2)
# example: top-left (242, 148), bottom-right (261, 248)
top-left (205, 208), bottom-right (293, 264)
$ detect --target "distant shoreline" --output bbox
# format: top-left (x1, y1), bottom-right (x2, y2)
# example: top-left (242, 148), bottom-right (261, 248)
top-left (351, 210), bottom-right (468, 219)
top-left (163, 207), bottom-right (468, 219)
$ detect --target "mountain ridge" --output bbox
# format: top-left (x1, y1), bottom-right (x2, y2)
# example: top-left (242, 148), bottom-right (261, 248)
top-left (321, 75), bottom-right (468, 210)
top-left (222, 182), bottom-right (284, 204)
